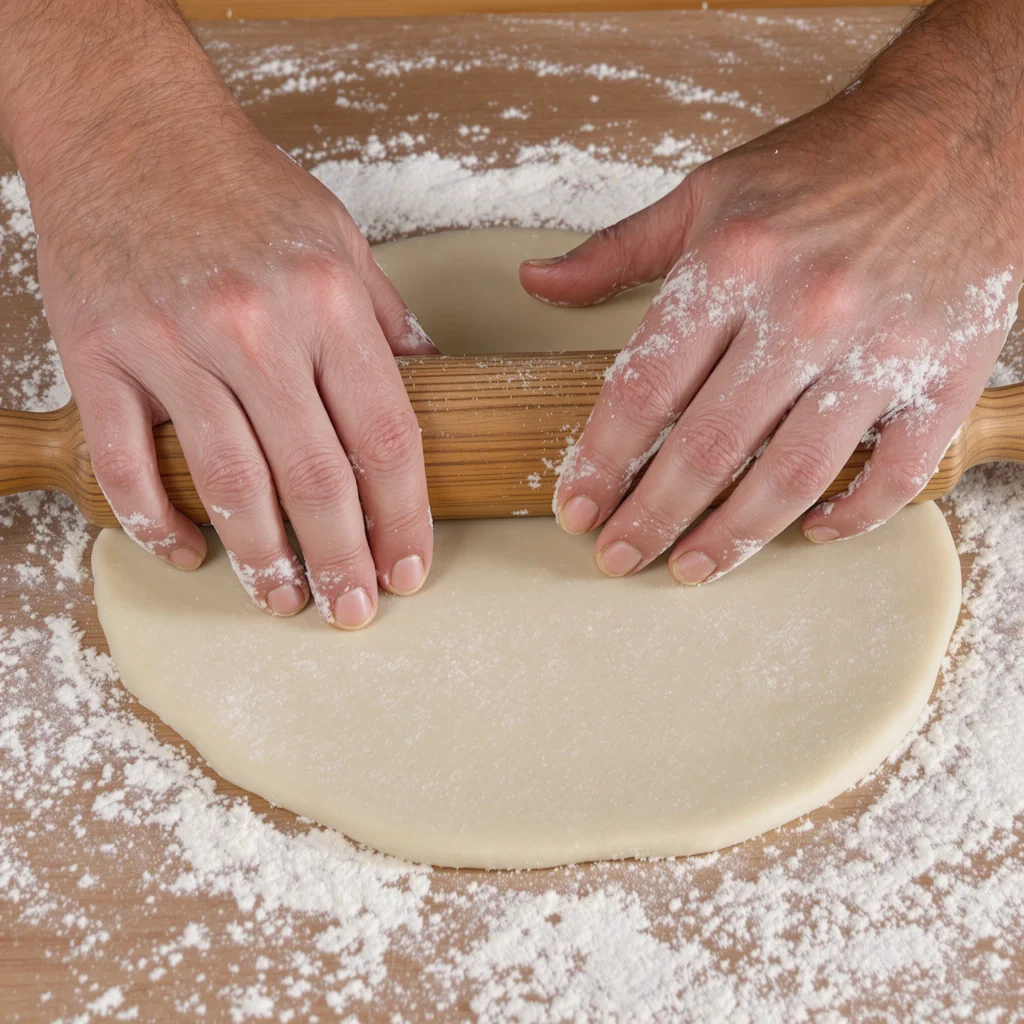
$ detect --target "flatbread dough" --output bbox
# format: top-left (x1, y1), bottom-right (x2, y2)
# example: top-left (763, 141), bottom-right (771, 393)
top-left (92, 228), bottom-right (963, 869)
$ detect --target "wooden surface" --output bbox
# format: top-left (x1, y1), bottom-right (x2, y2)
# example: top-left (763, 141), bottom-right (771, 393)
top-left (3, 376), bottom-right (1022, 527)
top-left (180, 0), bottom-right (911, 18)
top-left (3, 7), bottom-right (1022, 1021)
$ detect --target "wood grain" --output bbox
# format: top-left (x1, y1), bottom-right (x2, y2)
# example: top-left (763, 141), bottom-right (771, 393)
top-left (179, 0), bottom-right (911, 18)
top-left (2, 363), bottom-right (1021, 526)
top-left (962, 380), bottom-right (1024, 466)
top-left (6, 9), bottom-right (1022, 1023)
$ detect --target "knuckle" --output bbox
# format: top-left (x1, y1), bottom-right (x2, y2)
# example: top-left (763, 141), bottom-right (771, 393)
top-left (66, 326), bottom-right (115, 367)
top-left (631, 491), bottom-right (686, 544)
top-left (279, 442), bottom-right (352, 510)
top-left (610, 359), bottom-right (678, 426)
top-left (675, 413), bottom-right (749, 485)
top-left (351, 409), bottom-right (422, 473)
top-left (305, 252), bottom-right (362, 296)
top-left (208, 276), bottom-right (270, 337)
top-left (231, 543), bottom-right (299, 577)
top-left (713, 214), bottom-right (778, 264)
top-left (206, 281), bottom-right (279, 373)
top-left (308, 543), bottom-right (371, 589)
top-left (199, 444), bottom-right (270, 504)
top-left (934, 376), bottom-right (973, 411)
top-left (593, 216), bottom-right (639, 254)
top-left (290, 254), bottom-right (366, 322)
top-left (761, 434), bottom-right (835, 503)
top-left (92, 445), bottom-right (148, 497)
top-left (379, 500), bottom-right (430, 539)
top-left (681, 161), bottom-right (710, 200)
top-left (882, 455), bottom-right (932, 501)
top-left (699, 508), bottom-right (747, 551)
top-left (798, 267), bottom-right (859, 327)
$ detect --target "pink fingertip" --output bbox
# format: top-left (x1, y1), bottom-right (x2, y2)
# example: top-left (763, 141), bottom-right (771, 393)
top-left (332, 588), bottom-right (376, 630)
top-left (597, 540), bottom-right (643, 578)
top-left (167, 547), bottom-right (203, 571)
top-left (671, 550), bottom-right (717, 586)
top-left (557, 495), bottom-right (600, 535)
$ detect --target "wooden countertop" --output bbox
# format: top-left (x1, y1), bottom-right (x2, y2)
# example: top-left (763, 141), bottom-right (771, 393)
top-left (180, 0), bottom-right (910, 16)
top-left (2, 7), bottom-right (1022, 1021)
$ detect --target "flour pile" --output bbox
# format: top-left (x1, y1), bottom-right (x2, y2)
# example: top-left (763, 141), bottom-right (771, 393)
top-left (2, 11), bottom-right (1024, 1022)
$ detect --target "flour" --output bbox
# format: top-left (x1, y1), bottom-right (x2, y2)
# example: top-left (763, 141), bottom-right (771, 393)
top-left (111, 510), bottom-right (178, 557)
top-left (625, 422), bottom-right (675, 486)
top-left (313, 145), bottom-right (688, 244)
top-left (2, 10), bottom-right (1024, 1022)
top-left (227, 550), bottom-right (305, 612)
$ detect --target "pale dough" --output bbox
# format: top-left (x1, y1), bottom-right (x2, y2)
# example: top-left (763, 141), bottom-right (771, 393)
top-left (92, 229), bottom-right (963, 870)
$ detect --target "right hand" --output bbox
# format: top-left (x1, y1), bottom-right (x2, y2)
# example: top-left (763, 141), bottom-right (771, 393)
top-left (31, 96), bottom-right (436, 629)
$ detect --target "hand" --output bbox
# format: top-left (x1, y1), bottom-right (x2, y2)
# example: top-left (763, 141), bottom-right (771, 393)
top-left (521, 9), bottom-right (1023, 584)
top-left (29, 82), bottom-right (435, 628)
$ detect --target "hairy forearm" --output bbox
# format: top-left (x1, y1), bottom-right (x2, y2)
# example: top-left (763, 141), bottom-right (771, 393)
top-left (858, 0), bottom-right (1024, 187)
top-left (0, 0), bottom-right (246, 203)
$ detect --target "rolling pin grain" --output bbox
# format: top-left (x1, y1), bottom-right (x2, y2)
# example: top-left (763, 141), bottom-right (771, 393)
top-left (0, 353), bottom-right (1022, 528)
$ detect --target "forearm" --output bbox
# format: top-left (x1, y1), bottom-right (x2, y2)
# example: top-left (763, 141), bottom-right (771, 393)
top-left (856, 0), bottom-right (1024, 204)
top-left (0, 0), bottom-right (248, 210)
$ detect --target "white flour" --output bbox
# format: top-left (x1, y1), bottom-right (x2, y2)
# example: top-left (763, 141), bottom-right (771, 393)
top-left (1, 11), bottom-right (1023, 1022)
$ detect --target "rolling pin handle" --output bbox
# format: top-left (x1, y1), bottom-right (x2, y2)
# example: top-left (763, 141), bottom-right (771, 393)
top-left (0, 404), bottom-right (76, 500)
top-left (962, 382), bottom-right (1024, 469)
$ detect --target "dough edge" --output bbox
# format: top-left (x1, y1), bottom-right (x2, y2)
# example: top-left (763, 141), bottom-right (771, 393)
top-left (92, 502), bottom-right (962, 870)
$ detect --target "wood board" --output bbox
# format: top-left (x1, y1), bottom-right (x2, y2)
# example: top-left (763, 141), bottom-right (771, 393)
top-left (2, 7), bottom-right (1022, 1021)
top-left (179, 0), bottom-right (911, 17)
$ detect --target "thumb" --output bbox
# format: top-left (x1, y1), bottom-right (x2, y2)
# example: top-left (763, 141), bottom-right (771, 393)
top-left (519, 183), bottom-right (699, 308)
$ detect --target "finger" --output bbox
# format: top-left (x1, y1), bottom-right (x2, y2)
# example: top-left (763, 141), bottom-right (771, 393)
top-left (667, 389), bottom-right (883, 584)
top-left (589, 334), bottom-right (809, 577)
top-left (76, 375), bottom-right (208, 570)
top-left (800, 387), bottom-right (968, 541)
top-left (550, 252), bottom-right (742, 539)
top-left (235, 374), bottom-right (380, 632)
top-left (519, 179), bottom-right (701, 308)
top-left (316, 280), bottom-right (434, 600)
top-left (363, 256), bottom-right (439, 356)
top-left (162, 382), bottom-right (310, 618)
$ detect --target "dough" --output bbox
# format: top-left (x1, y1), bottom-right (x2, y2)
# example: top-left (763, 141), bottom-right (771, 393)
top-left (372, 228), bottom-right (659, 352)
top-left (92, 229), bottom-right (963, 870)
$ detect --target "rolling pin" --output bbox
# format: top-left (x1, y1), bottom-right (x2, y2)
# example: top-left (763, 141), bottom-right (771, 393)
top-left (0, 352), bottom-right (1022, 527)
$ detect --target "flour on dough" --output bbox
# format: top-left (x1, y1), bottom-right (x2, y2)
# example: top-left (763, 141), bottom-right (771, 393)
top-left (92, 228), bottom-right (963, 869)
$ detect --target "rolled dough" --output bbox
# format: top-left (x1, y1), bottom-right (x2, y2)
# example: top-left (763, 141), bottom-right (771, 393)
top-left (92, 229), bottom-right (963, 870)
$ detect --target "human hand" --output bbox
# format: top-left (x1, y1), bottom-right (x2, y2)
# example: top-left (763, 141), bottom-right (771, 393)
top-left (26, 73), bottom-right (435, 628)
top-left (521, 15), bottom-right (1022, 584)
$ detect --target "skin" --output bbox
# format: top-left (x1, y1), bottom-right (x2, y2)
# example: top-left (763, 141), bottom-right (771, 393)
top-left (524, 0), bottom-right (1024, 585)
top-left (0, 0), bottom-right (436, 629)
top-left (1, 1), bottom-right (1020, 624)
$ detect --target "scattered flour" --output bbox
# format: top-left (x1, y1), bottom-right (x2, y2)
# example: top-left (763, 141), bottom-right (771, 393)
top-left (0, 10), bottom-right (1022, 1022)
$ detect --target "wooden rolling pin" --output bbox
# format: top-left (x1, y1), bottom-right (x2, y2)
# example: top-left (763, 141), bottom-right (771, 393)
top-left (0, 352), bottom-right (1022, 527)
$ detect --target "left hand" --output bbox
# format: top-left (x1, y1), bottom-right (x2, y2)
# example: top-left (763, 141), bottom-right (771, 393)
top-left (520, 82), bottom-right (1021, 584)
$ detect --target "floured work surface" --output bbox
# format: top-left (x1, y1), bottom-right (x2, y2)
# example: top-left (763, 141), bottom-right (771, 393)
top-left (5, 8), bottom-right (1024, 1021)
top-left (94, 228), bottom-right (962, 870)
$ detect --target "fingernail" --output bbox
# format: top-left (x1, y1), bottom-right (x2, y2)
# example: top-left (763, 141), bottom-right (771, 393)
top-left (168, 547), bottom-right (203, 571)
top-left (597, 540), bottom-right (643, 577)
top-left (671, 550), bottom-right (717, 585)
top-left (805, 526), bottom-right (842, 544)
top-left (332, 587), bottom-right (375, 630)
top-left (523, 255), bottom-right (565, 267)
top-left (267, 583), bottom-right (307, 617)
top-left (389, 554), bottom-right (426, 596)
top-left (557, 495), bottom-right (600, 535)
